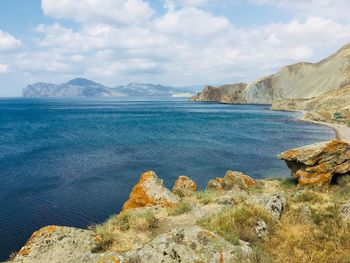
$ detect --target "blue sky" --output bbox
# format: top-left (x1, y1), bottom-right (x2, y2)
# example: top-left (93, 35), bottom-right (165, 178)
top-left (1, 0), bottom-right (350, 96)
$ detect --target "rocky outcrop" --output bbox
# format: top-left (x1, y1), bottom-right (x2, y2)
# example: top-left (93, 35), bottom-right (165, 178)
top-left (11, 226), bottom-right (124, 263)
top-left (192, 43), bottom-right (350, 104)
top-left (172, 175), bottom-right (197, 197)
top-left (251, 192), bottom-right (287, 221)
top-left (122, 171), bottom-right (180, 211)
top-left (190, 83), bottom-right (247, 103)
top-left (206, 170), bottom-right (256, 191)
top-left (278, 140), bottom-right (350, 186)
top-left (272, 85), bottom-right (350, 124)
top-left (126, 226), bottom-right (253, 263)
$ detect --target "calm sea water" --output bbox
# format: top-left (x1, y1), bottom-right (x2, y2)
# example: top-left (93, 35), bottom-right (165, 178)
top-left (0, 98), bottom-right (334, 260)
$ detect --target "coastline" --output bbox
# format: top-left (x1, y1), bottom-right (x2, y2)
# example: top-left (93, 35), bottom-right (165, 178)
top-left (302, 118), bottom-right (350, 143)
top-left (269, 107), bottom-right (350, 143)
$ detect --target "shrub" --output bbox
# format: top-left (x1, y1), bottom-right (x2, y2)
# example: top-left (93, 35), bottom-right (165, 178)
top-left (278, 178), bottom-right (297, 189)
top-left (198, 204), bottom-right (274, 244)
top-left (167, 201), bottom-right (192, 216)
top-left (196, 190), bottom-right (219, 205)
top-left (266, 204), bottom-right (350, 263)
top-left (293, 190), bottom-right (324, 203)
top-left (333, 176), bottom-right (350, 202)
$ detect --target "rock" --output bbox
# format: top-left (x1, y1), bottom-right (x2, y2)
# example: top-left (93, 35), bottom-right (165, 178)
top-left (125, 226), bottom-right (253, 262)
top-left (206, 171), bottom-right (256, 191)
top-left (172, 175), bottom-right (197, 197)
top-left (190, 83), bottom-right (247, 103)
top-left (254, 220), bottom-right (269, 240)
top-left (340, 202), bottom-right (350, 222)
top-left (217, 187), bottom-right (249, 205)
top-left (278, 140), bottom-right (350, 186)
top-left (297, 205), bottom-right (313, 224)
top-left (11, 226), bottom-right (125, 263)
top-left (206, 177), bottom-right (225, 191)
top-left (123, 171), bottom-right (180, 211)
top-left (251, 192), bottom-right (286, 221)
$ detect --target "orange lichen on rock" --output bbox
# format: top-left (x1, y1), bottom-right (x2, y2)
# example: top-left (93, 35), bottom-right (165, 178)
top-left (172, 175), bottom-right (197, 197)
top-left (206, 177), bottom-right (225, 191)
top-left (122, 171), bottom-right (180, 211)
top-left (206, 171), bottom-right (255, 191)
top-left (278, 140), bottom-right (350, 186)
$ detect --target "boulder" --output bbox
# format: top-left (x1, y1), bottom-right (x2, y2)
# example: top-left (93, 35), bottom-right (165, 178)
top-left (340, 202), bottom-right (350, 223)
top-left (251, 192), bottom-right (286, 221)
top-left (206, 171), bottom-right (256, 191)
top-left (125, 226), bottom-right (253, 262)
top-left (172, 175), bottom-right (197, 197)
top-left (278, 140), bottom-right (350, 186)
top-left (11, 226), bottom-right (125, 263)
top-left (123, 171), bottom-right (180, 211)
top-left (254, 220), bottom-right (269, 240)
top-left (217, 187), bottom-right (249, 205)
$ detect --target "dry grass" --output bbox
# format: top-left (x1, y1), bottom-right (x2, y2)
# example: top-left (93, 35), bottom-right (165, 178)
top-left (195, 190), bottom-right (220, 205)
top-left (94, 209), bottom-right (158, 251)
top-left (292, 189), bottom-right (325, 204)
top-left (198, 204), bottom-right (274, 245)
top-left (167, 201), bottom-right (192, 216)
top-left (265, 202), bottom-right (350, 263)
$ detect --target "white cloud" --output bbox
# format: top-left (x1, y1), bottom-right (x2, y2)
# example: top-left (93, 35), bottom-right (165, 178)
top-left (41, 0), bottom-right (154, 24)
top-left (154, 7), bottom-right (230, 36)
top-left (253, 0), bottom-right (350, 21)
top-left (0, 30), bottom-right (21, 50)
top-left (0, 64), bottom-right (9, 73)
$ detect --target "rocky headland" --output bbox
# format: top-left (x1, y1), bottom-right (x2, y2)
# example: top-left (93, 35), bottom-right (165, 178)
top-left (8, 140), bottom-right (350, 263)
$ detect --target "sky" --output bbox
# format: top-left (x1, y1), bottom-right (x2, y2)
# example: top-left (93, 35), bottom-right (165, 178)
top-left (1, 0), bottom-right (350, 96)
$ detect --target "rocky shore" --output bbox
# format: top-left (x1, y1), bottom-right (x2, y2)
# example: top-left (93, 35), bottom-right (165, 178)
top-left (8, 140), bottom-right (350, 263)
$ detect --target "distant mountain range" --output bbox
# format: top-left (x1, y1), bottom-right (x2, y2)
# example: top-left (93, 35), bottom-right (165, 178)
top-left (23, 78), bottom-right (198, 98)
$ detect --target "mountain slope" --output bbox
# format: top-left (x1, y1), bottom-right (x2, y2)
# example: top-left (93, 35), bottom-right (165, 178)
top-left (113, 82), bottom-right (192, 97)
top-left (192, 43), bottom-right (350, 104)
top-left (272, 85), bottom-right (350, 124)
top-left (23, 79), bottom-right (194, 98)
top-left (23, 78), bottom-right (124, 98)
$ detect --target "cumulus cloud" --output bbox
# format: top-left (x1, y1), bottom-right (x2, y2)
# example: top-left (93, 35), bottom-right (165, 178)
top-left (253, 0), bottom-right (350, 21)
top-left (41, 0), bottom-right (154, 24)
top-left (0, 30), bottom-right (21, 50)
top-left (4, 0), bottom-right (350, 91)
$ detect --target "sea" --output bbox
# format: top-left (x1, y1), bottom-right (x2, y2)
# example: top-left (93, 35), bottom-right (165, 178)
top-left (0, 98), bottom-right (335, 260)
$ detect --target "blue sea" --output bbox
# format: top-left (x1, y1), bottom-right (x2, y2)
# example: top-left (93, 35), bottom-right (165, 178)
top-left (0, 98), bottom-right (334, 260)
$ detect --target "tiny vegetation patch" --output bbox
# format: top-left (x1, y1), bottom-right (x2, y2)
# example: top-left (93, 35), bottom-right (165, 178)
top-left (167, 201), bottom-right (192, 216)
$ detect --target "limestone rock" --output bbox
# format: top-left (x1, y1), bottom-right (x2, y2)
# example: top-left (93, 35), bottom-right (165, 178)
top-left (254, 220), bottom-right (269, 240)
top-left (190, 83), bottom-right (247, 103)
top-left (278, 140), bottom-right (350, 186)
top-left (297, 205), bottom-right (313, 224)
top-left (10, 226), bottom-right (125, 263)
top-left (217, 187), bottom-right (249, 205)
top-left (251, 192), bottom-right (286, 221)
top-left (206, 171), bottom-right (256, 191)
top-left (125, 226), bottom-right (253, 262)
top-left (172, 175), bottom-right (197, 197)
top-left (340, 202), bottom-right (350, 222)
top-left (123, 171), bottom-right (180, 211)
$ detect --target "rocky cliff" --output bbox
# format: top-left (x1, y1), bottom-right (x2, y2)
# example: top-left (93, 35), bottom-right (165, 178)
top-left (8, 143), bottom-right (350, 262)
top-left (192, 43), bottom-right (350, 104)
top-left (190, 83), bottom-right (247, 103)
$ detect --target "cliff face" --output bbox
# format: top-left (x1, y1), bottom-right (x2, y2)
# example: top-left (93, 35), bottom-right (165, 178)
top-left (272, 85), bottom-right (350, 124)
top-left (192, 43), bottom-right (350, 104)
top-left (190, 83), bottom-right (247, 103)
